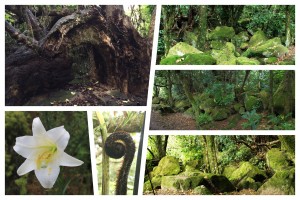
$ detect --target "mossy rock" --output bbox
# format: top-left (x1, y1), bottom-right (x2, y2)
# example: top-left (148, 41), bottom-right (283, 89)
top-left (143, 176), bottom-right (162, 192)
top-left (183, 31), bottom-right (197, 47)
top-left (210, 40), bottom-right (226, 50)
top-left (233, 103), bottom-right (243, 112)
top-left (239, 106), bottom-right (245, 114)
top-left (237, 177), bottom-right (261, 191)
top-left (258, 168), bottom-right (295, 195)
top-left (236, 57), bottom-right (260, 65)
top-left (152, 97), bottom-right (160, 104)
top-left (266, 148), bottom-right (290, 172)
top-left (174, 100), bottom-right (191, 111)
top-left (160, 53), bottom-right (216, 65)
top-left (161, 175), bottom-right (204, 191)
top-left (208, 26), bottom-right (235, 41)
top-left (260, 57), bottom-right (278, 64)
top-left (206, 175), bottom-right (236, 193)
top-left (222, 165), bottom-right (238, 179)
top-left (200, 98), bottom-right (216, 111)
top-left (211, 108), bottom-right (229, 121)
top-left (278, 58), bottom-right (295, 65)
top-left (233, 31), bottom-right (249, 47)
top-left (185, 160), bottom-right (201, 169)
top-left (153, 156), bottom-right (181, 176)
top-left (240, 42), bottom-right (249, 50)
top-left (193, 185), bottom-right (212, 195)
top-left (167, 42), bottom-right (203, 57)
top-left (247, 37), bottom-right (288, 58)
top-left (184, 107), bottom-right (194, 117)
top-left (211, 42), bottom-right (237, 65)
top-left (229, 162), bottom-right (267, 184)
top-left (244, 95), bottom-right (262, 111)
top-left (248, 30), bottom-right (267, 47)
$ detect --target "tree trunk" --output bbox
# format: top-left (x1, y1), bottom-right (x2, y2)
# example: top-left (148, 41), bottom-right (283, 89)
top-left (285, 5), bottom-right (291, 47)
top-left (166, 70), bottom-right (174, 107)
top-left (196, 5), bottom-right (207, 51)
top-left (278, 135), bottom-right (295, 162)
top-left (269, 71), bottom-right (274, 114)
top-left (5, 6), bottom-right (152, 105)
top-left (162, 6), bottom-right (176, 56)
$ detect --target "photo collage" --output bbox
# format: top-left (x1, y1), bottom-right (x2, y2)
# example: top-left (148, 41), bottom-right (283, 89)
top-left (3, 2), bottom-right (297, 197)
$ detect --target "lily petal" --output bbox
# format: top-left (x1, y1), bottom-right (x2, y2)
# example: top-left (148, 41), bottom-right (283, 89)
top-left (46, 126), bottom-right (70, 150)
top-left (14, 136), bottom-right (50, 158)
top-left (32, 117), bottom-right (47, 136)
top-left (59, 152), bottom-right (84, 166)
top-left (17, 158), bottom-right (36, 176)
top-left (35, 161), bottom-right (60, 189)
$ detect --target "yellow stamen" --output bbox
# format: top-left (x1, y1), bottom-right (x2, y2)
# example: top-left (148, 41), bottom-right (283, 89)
top-left (36, 146), bottom-right (57, 169)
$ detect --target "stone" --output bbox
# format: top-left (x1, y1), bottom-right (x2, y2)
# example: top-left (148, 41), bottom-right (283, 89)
top-left (233, 31), bottom-right (249, 48)
top-left (266, 148), bottom-right (290, 172)
top-left (193, 185), bottom-right (212, 195)
top-left (211, 42), bottom-right (237, 65)
top-left (222, 165), bottom-right (238, 179)
top-left (240, 42), bottom-right (249, 50)
top-left (233, 103), bottom-right (243, 112)
top-left (160, 53), bottom-right (216, 65)
top-left (248, 30), bottom-right (267, 47)
top-left (211, 108), bottom-right (229, 121)
top-left (152, 156), bottom-right (181, 176)
top-left (152, 97), bottom-right (160, 104)
top-left (161, 175), bottom-right (204, 191)
top-left (167, 42), bottom-right (203, 57)
top-left (143, 176), bottom-right (162, 191)
top-left (236, 57), bottom-right (260, 65)
top-left (208, 26), bottom-right (235, 41)
top-left (174, 100), bottom-right (191, 112)
top-left (207, 175), bottom-right (236, 193)
top-left (210, 40), bottom-right (226, 50)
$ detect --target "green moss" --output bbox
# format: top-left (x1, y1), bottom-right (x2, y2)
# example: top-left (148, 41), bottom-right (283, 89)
top-left (236, 57), bottom-right (260, 65)
top-left (183, 31), bottom-right (198, 47)
top-left (153, 156), bottom-right (181, 176)
top-left (248, 30), bottom-right (267, 47)
top-left (160, 53), bottom-right (216, 65)
top-left (229, 162), bottom-right (266, 183)
top-left (193, 185), bottom-right (212, 195)
top-left (161, 175), bottom-right (204, 191)
top-left (143, 176), bottom-right (162, 191)
top-left (174, 100), bottom-right (191, 111)
top-left (167, 42), bottom-right (203, 57)
top-left (258, 168), bottom-right (295, 195)
top-left (240, 42), bottom-right (249, 49)
top-left (184, 107), bottom-right (194, 117)
top-left (208, 26), bottom-right (235, 41)
top-left (244, 95), bottom-right (262, 111)
top-left (260, 57), bottom-right (278, 64)
top-left (211, 108), bottom-right (228, 121)
top-left (233, 103), bottom-right (243, 112)
top-left (233, 31), bottom-right (249, 47)
top-left (211, 42), bottom-right (237, 65)
top-left (266, 148), bottom-right (290, 172)
top-left (152, 97), bottom-right (160, 104)
top-left (258, 90), bottom-right (269, 110)
top-left (200, 98), bottom-right (216, 111)
top-left (223, 165), bottom-right (238, 179)
top-left (210, 40), bottom-right (226, 50)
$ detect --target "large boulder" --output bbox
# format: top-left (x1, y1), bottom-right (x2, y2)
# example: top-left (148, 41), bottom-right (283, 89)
top-left (174, 100), bottom-right (191, 112)
top-left (152, 156), bottom-right (181, 176)
top-left (210, 40), bottom-right (226, 50)
top-left (160, 53), bottom-right (216, 65)
top-left (258, 168), bottom-right (295, 195)
top-left (205, 175), bottom-right (236, 193)
top-left (266, 148), bottom-right (290, 172)
top-left (229, 162), bottom-right (267, 184)
top-left (211, 42), bottom-right (237, 65)
top-left (248, 30), bottom-right (267, 47)
top-left (161, 175), bottom-right (204, 191)
top-left (236, 57), bottom-right (260, 65)
top-left (208, 26), bottom-right (235, 41)
top-left (143, 176), bottom-right (162, 192)
top-left (199, 98), bottom-right (216, 113)
top-left (167, 42), bottom-right (203, 57)
top-left (244, 95), bottom-right (262, 111)
top-left (233, 31), bottom-right (249, 48)
top-left (193, 185), bottom-right (212, 195)
top-left (211, 108), bottom-right (229, 121)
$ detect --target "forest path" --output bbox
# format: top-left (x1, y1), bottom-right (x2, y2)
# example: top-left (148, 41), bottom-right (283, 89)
top-left (24, 80), bottom-right (146, 106)
top-left (150, 111), bottom-right (197, 130)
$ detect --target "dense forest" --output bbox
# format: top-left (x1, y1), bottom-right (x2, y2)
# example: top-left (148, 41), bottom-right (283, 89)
top-left (5, 111), bottom-right (92, 195)
top-left (5, 5), bottom-right (156, 106)
top-left (144, 135), bottom-right (295, 195)
top-left (93, 111), bottom-right (145, 195)
top-left (151, 70), bottom-right (295, 130)
top-left (158, 5), bottom-right (295, 65)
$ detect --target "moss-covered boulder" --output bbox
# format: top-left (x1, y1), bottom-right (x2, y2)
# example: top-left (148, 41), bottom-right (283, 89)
top-left (229, 162), bottom-right (267, 184)
top-left (258, 90), bottom-right (269, 110)
top-left (258, 168), bottom-right (295, 195)
top-left (175, 100), bottom-right (191, 112)
top-left (183, 31), bottom-right (198, 47)
top-left (239, 106), bottom-right (245, 114)
top-left (193, 185), bottom-right (213, 195)
top-left (152, 97), bottom-right (160, 104)
top-left (236, 57), bottom-right (260, 65)
top-left (223, 165), bottom-right (238, 179)
top-left (211, 108), bottom-right (229, 121)
top-left (233, 31), bottom-right (249, 48)
top-left (208, 26), bottom-right (235, 41)
top-left (266, 148), bottom-right (290, 172)
top-left (200, 98), bottom-right (216, 113)
top-left (248, 30), bottom-right (267, 47)
top-left (210, 40), bottom-right (226, 50)
top-left (161, 175), bottom-right (204, 191)
top-left (260, 57), bottom-right (278, 64)
top-left (153, 156), bottom-right (181, 176)
top-left (240, 42), bottom-right (249, 50)
top-left (184, 107), bottom-right (194, 117)
top-left (167, 42), bottom-right (203, 57)
top-left (160, 53), bottom-right (216, 65)
top-left (143, 176), bottom-right (162, 192)
top-left (233, 103), bottom-right (243, 112)
top-left (237, 177), bottom-right (262, 191)
top-left (211, 42), bottom-right (237, 65)
top-left (244, 95), bottom-right (262, 111)
top-left (206, 175), bottom-right (236, 193)
top-left (245, 36), bottom-right (288, 58)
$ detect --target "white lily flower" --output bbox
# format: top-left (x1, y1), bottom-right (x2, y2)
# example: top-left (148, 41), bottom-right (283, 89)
top-left (13, 117), bottom-right (84, 189)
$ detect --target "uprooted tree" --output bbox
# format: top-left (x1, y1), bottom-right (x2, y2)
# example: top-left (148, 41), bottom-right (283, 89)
top-left (5, 5), bottom-right (155, 105)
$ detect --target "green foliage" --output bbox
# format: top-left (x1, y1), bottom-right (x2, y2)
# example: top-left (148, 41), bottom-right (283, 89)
top-left (242, 110), bottom-right (261, 130)
top-left (196, 113), bottom-right (213, 126)
top-left (205, 82), bottom-right (235, 106)
top-left (268, 113), bottom-right (295, 130)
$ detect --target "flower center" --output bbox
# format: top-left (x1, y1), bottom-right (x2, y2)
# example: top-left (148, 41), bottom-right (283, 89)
top-left (36, 146), bottom-right (57, 169)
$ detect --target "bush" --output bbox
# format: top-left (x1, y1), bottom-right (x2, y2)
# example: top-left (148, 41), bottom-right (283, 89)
top-left (196, 113), bottom-right (213, 126)
top-left (242, 110), bottom-right (261, 130)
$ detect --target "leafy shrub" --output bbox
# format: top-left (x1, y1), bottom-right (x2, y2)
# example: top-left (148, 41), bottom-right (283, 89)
top-left (268, 113), bottom-right (295, 130)
top-left (205, 82), bottom-right (235, 106)
top-left (242, 110), bottom-right (261, 130)
top-left (197, 113), bottom-right (213, 126)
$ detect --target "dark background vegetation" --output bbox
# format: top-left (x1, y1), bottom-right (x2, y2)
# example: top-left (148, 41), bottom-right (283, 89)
top-left (5, 111), bottom-right (93, 195)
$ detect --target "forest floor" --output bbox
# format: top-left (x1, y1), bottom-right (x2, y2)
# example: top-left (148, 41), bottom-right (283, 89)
top-left (150, 111), bottom-right (271, 130)
top-left (150, 111), bottom-right (197, 130)
top-left (24, 80), bottom-right (147, 106)
top-left (144, 188), bottom-right (258, 195)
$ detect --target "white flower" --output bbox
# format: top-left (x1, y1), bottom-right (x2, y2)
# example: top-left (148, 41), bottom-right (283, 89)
top-left (13, 117), bottom-right (84, 189)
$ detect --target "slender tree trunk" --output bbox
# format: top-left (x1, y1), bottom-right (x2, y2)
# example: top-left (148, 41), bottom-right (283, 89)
top-left (96, 112), bottom-right (109, 195)
top-left (166, 70), bottom-right (174, 107)
top-left (196, 5), bottom-right (207, 51)
top-left (269, 71), bottom-right (274, 114)
top-left (285, 5), bottom-right (291, 47)
top-left (162, 6), bottom-right (176, 56)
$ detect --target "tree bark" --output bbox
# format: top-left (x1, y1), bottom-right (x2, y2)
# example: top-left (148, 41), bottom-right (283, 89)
top-left (285, 5), bottom-right (291, 47)
top-left (269, 70), bottom-right (274, 114)
top-left (196, 5), bottom-right (207, 51)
